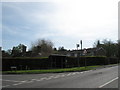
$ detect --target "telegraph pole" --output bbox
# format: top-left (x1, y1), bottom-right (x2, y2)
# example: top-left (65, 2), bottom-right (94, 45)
top-left (76, 44), bottom-right (79, 50)
top-left (76, 44), bottom-right (80, 67)
top-left (80, 40), bottom-right (82, 56)
top-left (80, 40), bottom-right (82, 50)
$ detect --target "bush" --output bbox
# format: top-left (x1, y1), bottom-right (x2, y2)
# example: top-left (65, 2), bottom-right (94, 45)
top-left (2, 56), bottom-right (119, 71)
top-left (2, 57), bottom-right (50, 71)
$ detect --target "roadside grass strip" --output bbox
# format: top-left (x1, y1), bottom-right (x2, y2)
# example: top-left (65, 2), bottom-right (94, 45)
top-left (2, 65), bottom-right (100, 74)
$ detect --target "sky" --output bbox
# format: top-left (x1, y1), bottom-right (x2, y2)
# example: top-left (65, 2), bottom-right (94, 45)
top-left (1, 0), bottom-right (119, 51)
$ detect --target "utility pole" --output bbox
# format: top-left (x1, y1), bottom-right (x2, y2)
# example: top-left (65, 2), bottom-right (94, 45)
top-left (80, 40), bottom-right (82, 56)
top-left (76, 44), bottom-right (80, 67)
top-left (76, 44), bottom-right (79, 50)
top-left (80, 40), bottom-right (83, 68)
top-left (80, 40), bottom-right (82, 50)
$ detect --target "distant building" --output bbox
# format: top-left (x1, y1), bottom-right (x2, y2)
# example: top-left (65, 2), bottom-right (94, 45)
top-left (57, 47), bottom-right (106, 57)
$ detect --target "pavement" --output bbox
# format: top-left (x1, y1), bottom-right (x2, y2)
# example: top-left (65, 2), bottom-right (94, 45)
top-left (1, 65), bottom-right (118, 89)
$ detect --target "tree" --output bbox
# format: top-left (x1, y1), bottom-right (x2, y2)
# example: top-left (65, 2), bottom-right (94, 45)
top-left (94, 39), bottom-right (118, 57)
top-left (7, 49), bottom-right (12, 55)
top-left (101, 39), bottom-right (114, 57)
top-left (30, 39), bottom-right (54, 57)
top-left (11, 44), bottom-right (27, 57)
top-left (58, 46), bottom-right (67, 51)
top-left (93, 40), bottom-right (101, 48)
top-left (2, 50), bottom-right (11, 57)
top-left (53, 47), bottom-right (57, 51)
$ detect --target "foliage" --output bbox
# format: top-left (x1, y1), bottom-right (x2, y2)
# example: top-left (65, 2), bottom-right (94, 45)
top-left (2, 50), bottom-right (11, 57)
top-left (58, 46), bottom-right (67, 51)
top-left (30, 39), bottom-right (54, 57)
top-left (94, 39), bottom-right (118, 57)
top-left (2, 56), bottom-right (118, 71)
top-left (11, 44), bottom-right (27, 57)
top-left (2, 65), bottom-right (100, 74)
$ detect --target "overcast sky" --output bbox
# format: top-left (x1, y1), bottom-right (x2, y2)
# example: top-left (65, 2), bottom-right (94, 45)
top-left (1, 0), bottom-right (119, 51)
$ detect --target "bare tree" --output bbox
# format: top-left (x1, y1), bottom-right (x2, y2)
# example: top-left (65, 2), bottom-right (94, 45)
top-left (93, 40), bottom-right (101, 48)
top-left (30, 39), bottom-right (54, 57)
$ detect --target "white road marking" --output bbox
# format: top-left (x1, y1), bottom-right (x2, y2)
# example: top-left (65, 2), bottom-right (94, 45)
top-left (40, 77), bottom-right (47, 80)
top-left (25, 81), bottom-right (33, 83)
top-left (2, 79), bottom-right (22, 82)
top-left (56, 75), bottom-right (61, 77)
top-left (2, 69), bottom-right (95, 87)
top-left (45, 77), bottom-right (52, 80)
top-left (67, 73), bottom-right (72, 76)
top-left (60, 74), bottom-right (65, 77)
top-left (71, 73), bottom-right (76, 75)
top-left (99, 77), bottom-right (118, 88)
top-left (49, 76), bottom-right (54, 78)
top-left (53, 76), bottom-right (60, 78)
top-left (85, 71), bottom-right (89, 73)
top-left (2, 85), bottom-right (10, 88)
top-left (21, 81), bottom-right (27, 83)
top-left (89, 70), bottom-right (93, 72)
top-left (36, 79), bottom-right (43, 81)
top-left (13, 83), bottom-right (23, 86)
top-left (31, 79), bottom-right (37, 81)
top-left (75, 72), bottom-right (80, 74)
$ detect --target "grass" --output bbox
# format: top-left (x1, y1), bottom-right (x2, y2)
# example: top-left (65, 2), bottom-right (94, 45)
top-left (3, 57), bottom-right (49, 59)
top-left (2, 65), bottom-right (100, 74)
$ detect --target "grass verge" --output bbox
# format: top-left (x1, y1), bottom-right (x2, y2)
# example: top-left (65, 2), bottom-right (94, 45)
top-left (2, 65), bottom-right (101, 74)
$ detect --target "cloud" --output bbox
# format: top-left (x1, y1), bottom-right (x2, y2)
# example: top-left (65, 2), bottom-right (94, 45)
top-left (2, 0), bottom-right (118, 50)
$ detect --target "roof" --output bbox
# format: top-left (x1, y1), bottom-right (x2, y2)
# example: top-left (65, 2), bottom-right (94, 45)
top-left (49, 54), bottom-right (67, 57)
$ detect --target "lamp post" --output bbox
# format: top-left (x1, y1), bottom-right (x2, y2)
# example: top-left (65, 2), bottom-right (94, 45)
top-left (76, 44), bottom-right (79, 50)
top-left (80, 40), bottom-right (82, 56)
top-left (83, 49), bottom-right (87, 68)
top-left (76, 44), bottom-right (80, 67)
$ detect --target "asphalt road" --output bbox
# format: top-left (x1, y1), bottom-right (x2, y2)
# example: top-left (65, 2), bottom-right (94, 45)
top-left (2, 65), bottom-right (118, 88)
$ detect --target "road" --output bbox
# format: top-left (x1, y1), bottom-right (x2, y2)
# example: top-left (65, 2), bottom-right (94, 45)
top-left (2, 65), bottom-right (118, 89)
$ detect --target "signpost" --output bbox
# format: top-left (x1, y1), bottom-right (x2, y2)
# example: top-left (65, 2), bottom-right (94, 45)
top-left (83, 49), bottom-right (87, 68)
top-left (76, 44), bottom-right (80, 67)
top-left (80, 40), bottom-right (82, 56)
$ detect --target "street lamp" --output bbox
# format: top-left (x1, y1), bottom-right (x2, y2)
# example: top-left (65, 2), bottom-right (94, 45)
top-left (80, 40), bottom-right (82, 55)
top-left (76, 44), bottom-right (79, 50)
top-left (80, 40), bottom-right (82, 50)
top-left (76, 44), bottom-right (80, 67)
top-left (83, 49), bottom-right (87, 68)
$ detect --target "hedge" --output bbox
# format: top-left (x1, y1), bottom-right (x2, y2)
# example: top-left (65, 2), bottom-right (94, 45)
top-left (2, 56), bottom-right (119, 71)
top-left (2, 57), bottom-right (50, 71)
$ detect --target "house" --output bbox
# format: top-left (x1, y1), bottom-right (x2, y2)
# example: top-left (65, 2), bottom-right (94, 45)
top-left (57, 47), bottom-right (106, 57)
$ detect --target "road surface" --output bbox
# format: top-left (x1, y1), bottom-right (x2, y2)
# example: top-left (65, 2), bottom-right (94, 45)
top-left (2, 65), bottom-right (118, 88)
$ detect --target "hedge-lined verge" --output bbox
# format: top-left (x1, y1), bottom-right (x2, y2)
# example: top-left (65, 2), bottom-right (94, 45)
top-left (2, 56), bottom-right (119, 71)
top-left (2, 65), bottom-right (100, 74)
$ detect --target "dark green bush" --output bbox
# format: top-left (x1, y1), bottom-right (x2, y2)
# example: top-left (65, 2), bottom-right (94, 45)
top-left (2, 56), bottom-right (118, 71)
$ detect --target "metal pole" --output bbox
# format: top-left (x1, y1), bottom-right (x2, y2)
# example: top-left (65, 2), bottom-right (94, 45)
top-left (76, 44), bottom-right (80, 67)
top-left (80, 40), bottom-right (82, 56)
top-left (80, 40), bottom-right (82, 50)
top-left (85, 57), bottom-right (86, 68)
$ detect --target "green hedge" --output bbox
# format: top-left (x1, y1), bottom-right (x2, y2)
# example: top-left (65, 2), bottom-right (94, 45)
top-left (66, 56), bottom-right (119, 68)
top-left (2, 56), bottom-right (119, 71)
top-left (2, 57), bottom-right (50, 71)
